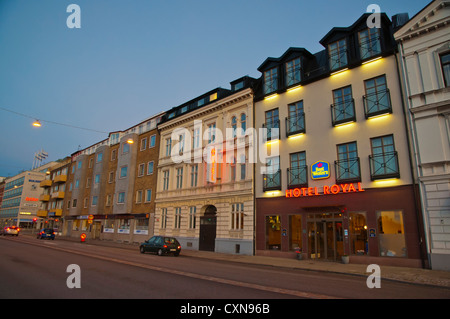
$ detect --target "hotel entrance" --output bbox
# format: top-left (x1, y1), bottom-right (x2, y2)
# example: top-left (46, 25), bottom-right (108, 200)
top-left (307, 212), bottom-right (344, 261)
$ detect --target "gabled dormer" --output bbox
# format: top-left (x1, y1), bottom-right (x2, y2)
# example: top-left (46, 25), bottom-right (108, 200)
top-left (320, 13), bottom-right (395, 72)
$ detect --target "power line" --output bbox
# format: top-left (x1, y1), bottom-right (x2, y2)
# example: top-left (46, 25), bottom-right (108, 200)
top-left (0, 106), bottom-right (108, 134)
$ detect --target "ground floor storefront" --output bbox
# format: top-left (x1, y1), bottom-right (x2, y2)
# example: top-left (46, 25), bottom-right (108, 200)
top-left (63, 213), bottom-right (154, 244)
top-left (256, 184), bottom-right (426, 268)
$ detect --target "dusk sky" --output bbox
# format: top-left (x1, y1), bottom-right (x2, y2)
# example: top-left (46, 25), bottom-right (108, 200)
top-left (0, 0), bottom-right (429, 177)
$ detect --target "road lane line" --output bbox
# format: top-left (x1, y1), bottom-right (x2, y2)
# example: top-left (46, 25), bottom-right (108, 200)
top-left (3, 237), bottom-right (340, 299)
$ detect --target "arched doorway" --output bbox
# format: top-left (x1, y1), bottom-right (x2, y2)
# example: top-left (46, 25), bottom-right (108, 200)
top-left (199, 205), bottom-right (217, 251)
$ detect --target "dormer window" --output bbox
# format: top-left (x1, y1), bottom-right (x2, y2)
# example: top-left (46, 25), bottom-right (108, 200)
top-left (285, 58), bottom-right (301, 87)
top-left (328, 39), bottom-right (348, 71)
top-left (264, 67), bottom-right (278, 95)
top-left (358, 28), bottom-right (381, 60)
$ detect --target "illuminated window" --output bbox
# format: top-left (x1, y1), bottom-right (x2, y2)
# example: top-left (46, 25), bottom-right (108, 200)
top-left (358, 28), bottom-right (381, 60)
top-left (266, 215), bottom-right (281, 250)
top-left (286, 58), bottom-right (301, 87)
top-left (289, 215), bottom-right (302, 251)
top-left (328, 39), bottom-right (347, 71)
top-left (349, 212), bottom-right (368, 255)
top-left (377, 211), bottom-right (406, 257)
top-left (264, 67), bottom-right (278, 95)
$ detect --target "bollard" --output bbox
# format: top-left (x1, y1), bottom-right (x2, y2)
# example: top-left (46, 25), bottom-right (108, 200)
top-left (80, 233), bottom-right (86, 243)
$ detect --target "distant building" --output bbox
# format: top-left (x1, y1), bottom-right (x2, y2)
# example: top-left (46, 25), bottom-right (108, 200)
top-left (394, 0), bottom-right (450, 270)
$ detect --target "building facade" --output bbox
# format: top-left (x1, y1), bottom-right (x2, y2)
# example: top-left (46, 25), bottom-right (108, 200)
top-left (62, 113), bottom-right (163, 243)
top-left (155, 77), bottom-right (256, 255)
top-left (394, 0), bottom-right (450, 270)
top-left (253, 13), bottom-right (425, 267)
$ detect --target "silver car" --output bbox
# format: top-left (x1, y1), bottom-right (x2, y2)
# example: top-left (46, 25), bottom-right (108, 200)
top-left (1, 226), bottom-right (20, 236)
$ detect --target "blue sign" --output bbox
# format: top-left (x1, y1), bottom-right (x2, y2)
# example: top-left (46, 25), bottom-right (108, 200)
top-left (311, 161), bottom-right (330, 180)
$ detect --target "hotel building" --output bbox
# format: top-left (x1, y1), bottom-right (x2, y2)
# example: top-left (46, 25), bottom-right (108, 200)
top-left (253, 13), bottom-right (425, 267)
top-left (154, 76), bottom-right (256, 255)
top-left (394, 0), bottom-right (450, 270)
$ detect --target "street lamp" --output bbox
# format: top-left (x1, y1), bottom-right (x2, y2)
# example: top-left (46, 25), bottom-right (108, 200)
top-left (32, 120), bottom-right (42, 127)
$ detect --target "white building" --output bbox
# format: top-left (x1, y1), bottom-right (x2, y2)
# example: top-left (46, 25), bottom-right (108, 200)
top-left (394, 0), bottom-right (450, 270)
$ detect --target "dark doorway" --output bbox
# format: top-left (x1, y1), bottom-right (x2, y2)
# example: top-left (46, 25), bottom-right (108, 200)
top-left (199, 205), bottom-right (217, 251)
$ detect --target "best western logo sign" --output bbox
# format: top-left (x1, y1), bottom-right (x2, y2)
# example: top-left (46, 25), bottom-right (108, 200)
top-left (311, 161), bottom-right (330, 180)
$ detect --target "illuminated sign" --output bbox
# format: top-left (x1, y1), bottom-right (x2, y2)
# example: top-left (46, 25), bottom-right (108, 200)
top-left (285, 182), bottom-right (365, 198)
top-left (25, 197), bottom-right (39, 201)
top-left (311, 161), bottom-right (330, 180)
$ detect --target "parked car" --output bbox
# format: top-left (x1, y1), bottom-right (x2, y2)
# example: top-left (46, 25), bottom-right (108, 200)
top-left (1, 226), bottom-right (20, 236)
top-left (37, 228), bottom-right (55, 240)
top-left (140, 236), bottom-right (181, 256)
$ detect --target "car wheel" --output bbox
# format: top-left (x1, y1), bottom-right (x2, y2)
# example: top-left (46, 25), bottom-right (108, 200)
top-left (157, 249), bottom-right (164, 256)
top-left (140, 246), bottom-right (145, 254)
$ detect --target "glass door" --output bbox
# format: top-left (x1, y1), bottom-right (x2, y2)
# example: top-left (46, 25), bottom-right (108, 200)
top-left (307, 213), bottom-right (343, 261)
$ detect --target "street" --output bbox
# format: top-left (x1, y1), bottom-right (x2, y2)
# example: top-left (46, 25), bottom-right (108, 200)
top-left (1, 235), bottom-right (449, 304)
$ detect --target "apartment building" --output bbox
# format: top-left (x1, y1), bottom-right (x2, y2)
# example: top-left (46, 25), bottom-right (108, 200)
top-left (37, 157), bottom-right (71, 231)
top-left (253, 13), bottom-right (425, 267)
top-left (155, 76), bottom-right (256, 255)
top-left (63, 114), bottom-right (163, 243)
top-left (394, 0), bottom-right (450, 270)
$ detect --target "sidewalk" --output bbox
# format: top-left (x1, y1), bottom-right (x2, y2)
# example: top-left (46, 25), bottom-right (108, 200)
top-left (53, 234), bottom-right (450, 289)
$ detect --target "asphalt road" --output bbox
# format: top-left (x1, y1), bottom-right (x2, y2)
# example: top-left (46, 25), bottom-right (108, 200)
top-left (1, 235), bottom-right (449, 304)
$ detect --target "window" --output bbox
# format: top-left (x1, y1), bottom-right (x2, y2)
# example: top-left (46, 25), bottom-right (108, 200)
top-left (92, 196), bottom-right (98, 206)
top-left (266, 215), bottom-right (281, 250)
top-left (111, 149), bottom-right (117, 161)
top-left (145, 189), bottom-right (152, 202)
top-left (358, 28), bottom-right (381, 60)
top-left (264, 108), bottom-right (279, 140)
top-left (138, 163), bottom-right (145, 177)
top-left (150, 134), bottom-right (156, 148)
top-left (120, 166), bottom-right (128, 178)
top-left (178, 134), bottom-right (185, 154)
top-left (89, 158), bottom-right (93, 168)
top-left (240, 113), bottom-right (246, 132)
top-left (86, 178), bottom-right (91, 188)
top-left (331, 86), bottom-right (355, 126)
top-left (72, 199), bottom-right (77, 208)
top-left (240, 163), bottom-right (246, 180)
top-left (264, 67), bottom-right (278, 95)
top-left (140, 137), bottom-right (147, 151)
top-left (286, 101), bottom-right (305, 136)
top-left (364, 75), bottom-right (391, 118)
top-left (94, 174), bottom-right (100, 184)
top-left (78, 161), bottom-right (82, 169)
top-left (231, 203), bottom-right (244, 230)
top-left (106, 194), bottom-right (112, 206)
top-left (136, 190), bottom-right (143, 203)
top-left (118, 192), bottom-right (125, 203)
top-left (288, 152), bottom-right (307, 188)
top-left (289, 215), bottom-right (302, 250)
top-left (75, 179), bottom-right (79, 189)
top-left (349, 212), bottom-right (368, 255)
top-left (176, 167), bottom-right (183, 189)
top-left (377, 211), bottom-right (406, 257)
top-left (207, 123), bottom-right (216, 144)
top-left (163, 170), bottom-right (170, 190)
top-left (96, 153), bottom-right (103, 163)
top-left (231, 116), bottom-right (237, 138)
top-left (174, 207), bottom-right (181, 229)
top-left (122, 143), bottom-right (130, 154)
top-left (328, 39), bottom-right (347, 71)
top-left (193, 128), bottom-right (200, 149)
top-left (165, 137), bottom-right (172, 156)
top-left (84, 197), bottom-right (88, 208)
top-left (161, 208), bottom-right (167, 229)
top-left (335, 142), bottom-right (360, 182)
top-left (286, 57), bottom-right (301, 87)
top-left (147, 161), bottom-right (154, 175)
top-left (189, 206), bottom-right (196, 229)
top-left (369, 135), bottom-right (399, 180)
top-left (263, 156), bottom-right (281, 191)
top-left (108, 171), bottom-right (114, 183)
top-left (230, 157), bottom-right (236, 181)
top-left (190, 164), bottom-right (198, 187)
top-left (440, 52), bottom-right (450, 87)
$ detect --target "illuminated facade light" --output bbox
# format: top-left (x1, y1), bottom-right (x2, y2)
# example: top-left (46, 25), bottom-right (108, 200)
top-left (32, 120), bottom-right (42, 127)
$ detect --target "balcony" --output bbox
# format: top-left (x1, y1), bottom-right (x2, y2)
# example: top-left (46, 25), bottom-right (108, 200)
top-left (48, 209), bottom-right (63, 217)
top-left (51, 191), bottom-right (65, 199)
top-left (40, 180), bottom-right (52, 188)
top-left (287, 166), bottom-right (308, 188)
top-left (37, 210), bottom-right (48, 217)
top-left (363, 89), bottom-right (392, 119)
top-left (53, 175), bottom-right (67, 183)
top-left (262, 120), bottom-right (280, 141)
top-left (263, 169), bottom-right (281, 192)
top-left (39, 194), bottom-right (50, 201)
top-left (334, 157), bottom-right (361, 183)
top-left (369, 151), bottom-right (400, 181)
top-left (285, 113), bottom-right (305, 137)
top-left (331, 99), bottom-right (356, 126)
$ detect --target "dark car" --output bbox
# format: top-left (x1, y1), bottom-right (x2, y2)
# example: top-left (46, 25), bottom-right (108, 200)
top-left (37, 228), bottom-right (55, 240)
top-left (0, 226), bottom-right (20, 236)
top-left (140, 236), bottom-right (181, 256)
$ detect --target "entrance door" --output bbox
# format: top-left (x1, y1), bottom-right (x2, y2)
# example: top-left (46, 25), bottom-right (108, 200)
top-left (307, 213), bottom-right (343, 261)
top-left (199, 205), bottom-right (217, 252)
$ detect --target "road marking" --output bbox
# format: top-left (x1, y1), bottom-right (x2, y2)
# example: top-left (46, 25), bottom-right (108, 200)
top-left (5, 237), bottom-right (340, 299)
